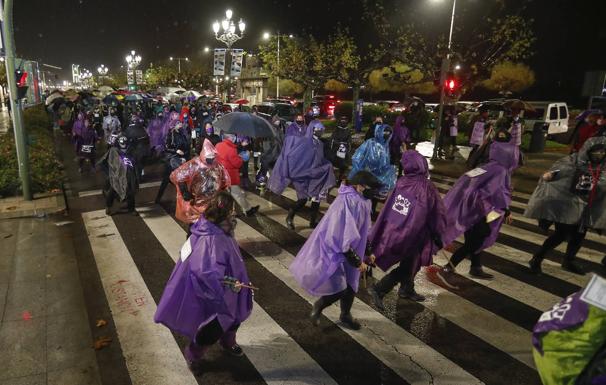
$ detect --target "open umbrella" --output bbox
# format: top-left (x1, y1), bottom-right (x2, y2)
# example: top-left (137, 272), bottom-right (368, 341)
top-left (45, 92), bottom-right (64, 105)
top-left (213, 112), bottom-right (277, 138)
top-left (98, 86), bottom-right (114, 95)
top-left (103, 94), bottom-right (119, 105)
top-left (503, 99), bottom-right (535, 112)
top-left (182, 90), bottom-right (202, 99)
top-left (124, 94), bottom-right (143, 102)
top-left (234, 98), bottom-right (249, 105)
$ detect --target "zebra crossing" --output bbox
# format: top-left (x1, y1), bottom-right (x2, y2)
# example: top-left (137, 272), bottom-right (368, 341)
top-left (76, 172), bottom-right (605, 385)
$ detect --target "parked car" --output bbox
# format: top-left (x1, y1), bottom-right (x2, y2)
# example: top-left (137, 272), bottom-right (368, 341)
top-left (253, 102), bottom-right (298, 123)
top-left (524, 101), bottom-right (569, 135)
top-left (376, 100), bottom-right (402, 112)
top-left (312, 95), bottom-right (339, 117)
top-left (225, 103), bottom-right (252, 113)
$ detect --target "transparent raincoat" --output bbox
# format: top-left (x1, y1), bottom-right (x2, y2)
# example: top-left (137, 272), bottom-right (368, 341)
top-left (348, 124), bottom-right (396, 194)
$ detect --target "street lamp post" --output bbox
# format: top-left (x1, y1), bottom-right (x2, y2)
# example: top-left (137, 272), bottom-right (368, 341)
top-left (97, 64), bottom-right (108, 85)
top-left (169, 56), bottom-right (189, 75)
top-left (263, 32), bottom-right (292, 99)
top-left (212, 9), bottom-right (245, 101)
top-left (125, 50), bottom-right (142, 89)
top-left (432, 0), bottom-right (457, 161)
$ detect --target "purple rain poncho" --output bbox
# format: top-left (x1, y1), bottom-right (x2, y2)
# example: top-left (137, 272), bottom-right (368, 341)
top-left (389, 116), bottom-right (410, 158)
top-left (285, 121), bottom-right (306, 137)
top-left (147, 114), bottom-right (166, 154)
top-left (268, 121), bottom-right (336, 200)
top-left (348, 124), bottom-right (397, 193)
top-left (75, 120), bottom-right (97, 157)
top-left (441, 141), bottom-right (520, 251)
top-left (71, 112), bottom-right (86, 138)
top-left (154, 218), bottom-right (253, 341)
top-left (369, 150), bottom-right (446, 273)
top-left (290, 183), bottom-right (372, 296)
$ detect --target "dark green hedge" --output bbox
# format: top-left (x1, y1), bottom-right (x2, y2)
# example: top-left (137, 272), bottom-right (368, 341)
top-left (0, 105), bottom-right (63, 197)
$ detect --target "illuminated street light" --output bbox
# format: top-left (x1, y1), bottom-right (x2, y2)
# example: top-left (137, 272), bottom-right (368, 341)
top-left (212, 9), bottom-right (245, 48)
top-left (262, 31), bottom-right (293, 98)
top-left (97, 64), bottom-right (108, 76)
top-left (125, 50), bottom-right (142, 69)
top-left (170, 56), bottom-right (189, 74)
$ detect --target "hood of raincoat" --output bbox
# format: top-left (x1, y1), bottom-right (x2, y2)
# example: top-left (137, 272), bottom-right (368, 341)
top-left (305, 119), bottom-right (325, 138)
top-left (401, 150), bottom-right (429, 178)
top-left (374, 124), bottom-right (392, 146)
top-left (200, 139), bottom-right (217, 161)
top-left (579, 136), bottom-right (606, 166)
top-left (489, 141), bottom-right (520, 172)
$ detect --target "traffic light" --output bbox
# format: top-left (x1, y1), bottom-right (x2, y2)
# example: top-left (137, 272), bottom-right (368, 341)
top-left (15, 68), bottom-right (29, 99)
top-left (444, 72), bottom-right (458, 96)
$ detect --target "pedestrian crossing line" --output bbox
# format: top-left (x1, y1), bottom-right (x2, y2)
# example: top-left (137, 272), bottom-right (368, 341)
top-left (280, 186), bottom-right (587, 293)
top-left (135, 205), bottom-right (341, 385)
top-left (246, 192), bottom-right (539, 368)
top-left (82, 210), bottom-right (198, 385)
top-left (234, 219), bottom-right (484, 385)
top-left (476, 240), bottom-right (591, 288)
top-left (78, 181), bottom-right (162, 197)
top-left (510, 218), bottom-right (606, 251)
top-left (499, 223), bottom-right (605, 265)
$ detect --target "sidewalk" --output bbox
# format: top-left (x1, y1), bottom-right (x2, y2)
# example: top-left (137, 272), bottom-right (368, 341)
top-left (0, 193), bottom-right (66, 220)
top-left (0, 216), bottom-right (102, 385)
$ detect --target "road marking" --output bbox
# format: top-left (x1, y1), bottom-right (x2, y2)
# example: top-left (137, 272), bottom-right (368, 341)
top-left (78, 181), bottom-right (161, 197)
top-left (82, 210), bottom-right (198, 385)
top-left (136, 205), bottom-right (340, 385)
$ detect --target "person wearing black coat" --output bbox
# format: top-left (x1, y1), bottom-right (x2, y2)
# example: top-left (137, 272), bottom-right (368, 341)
top-left (123, 115), bottom-right (151, 178)
top-left (329, 115), bottom-right (352, 181)
top-left (155, 121), bottom-right (190, 203)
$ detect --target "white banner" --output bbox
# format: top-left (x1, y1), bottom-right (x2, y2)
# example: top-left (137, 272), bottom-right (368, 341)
top-left (135, 70), bottom-right (143, 84)
top-left (72, 64), bottom-right (80, 84)
top-left (127, 69), bottom-right (134, 85)
top-left (213, 48), bottom-right (226, 76)
top-left (230, 49), bottom-right (244, 77)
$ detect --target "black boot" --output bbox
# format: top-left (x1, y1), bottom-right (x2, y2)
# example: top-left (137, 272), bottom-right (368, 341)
top-left (469, 266), bottom-right (493, 279)
top-left (309, 201), bottom-right (320, 228)
top-left (286, 209), bottom-right (296, 230)
top-left (310, 292), bottom-right (341, 326)
top-left (339, 288), bottom-right (360, 330)
top-left (528, 256), bottom-right (543, 274)
top-left (562, 260), bottom-right (584, 275)
top-left (398, 283), bottom-right (425, 302)
top-left (367, 273), bottom-right (399, 311)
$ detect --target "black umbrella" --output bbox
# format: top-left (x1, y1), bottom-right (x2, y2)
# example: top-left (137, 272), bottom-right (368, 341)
top-left (212, 112), bottom-right (277, 138)
top-left (103, 94), bottom-right (119, 105)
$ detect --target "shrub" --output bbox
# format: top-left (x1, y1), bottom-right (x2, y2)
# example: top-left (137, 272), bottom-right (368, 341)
top-left (0, 105), bottom-right (63, 197)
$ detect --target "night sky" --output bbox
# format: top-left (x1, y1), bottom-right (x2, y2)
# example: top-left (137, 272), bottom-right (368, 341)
top-left (13, 0), bottom-right (606, 105)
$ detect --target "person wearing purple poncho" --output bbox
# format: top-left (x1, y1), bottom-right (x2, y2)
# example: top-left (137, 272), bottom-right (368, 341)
top-left (154, 192), bottom-right (253, 372)
top-left (71, 112), bottom-right (86, 150)
top-left (390, 115), bottom-right (410, 177)
top-left (269, 117), bottom-right (336, 229)
top-left (147, 110), bottom-right (166, 157)
top-left (290, 171), bottom-right (381, 330)
top-left (285, 115), bottom-right (306, 137)
top-left (367, 150), bottom-right (446, 308)
top-left (73, 113), bottom-right (98, 174)
top-left (440, 139), bottom-right (520, 279)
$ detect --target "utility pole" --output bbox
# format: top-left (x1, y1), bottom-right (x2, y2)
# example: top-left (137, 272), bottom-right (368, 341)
top-left (2, 0), bottom-right (32, 200)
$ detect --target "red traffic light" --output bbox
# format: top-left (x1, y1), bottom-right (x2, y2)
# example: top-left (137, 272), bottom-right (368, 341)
top-left (446, 79), bottom-right (456, 91)
top-left (15, 70), bottom-right (28, 87)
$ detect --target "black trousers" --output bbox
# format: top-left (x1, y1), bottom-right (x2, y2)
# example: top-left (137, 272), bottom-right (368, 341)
top-left (194, 317), bottom-right (240, 347)
top-left (449, 218), bottom-right (491, 268)
top-left (314, 286), bottom-right (356, 316)
top-left (155, 162), bottom-right (173, 201)
top-left (105, 180), bottom-right (135, 212)
top-left (535, 222), bottom-right (586, 262)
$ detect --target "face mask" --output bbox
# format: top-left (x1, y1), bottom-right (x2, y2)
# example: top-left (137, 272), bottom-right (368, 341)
top-left (183, 114), bottom-right (188, 118)
top-left (205, 157), bottom-right (215, 165)
top-left (206, 127), bottom-right (213, 134)
top-left (296, 120), bottom-right (304, 126)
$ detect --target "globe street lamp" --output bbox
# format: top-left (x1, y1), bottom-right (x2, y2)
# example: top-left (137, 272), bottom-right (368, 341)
top-left (97, 64), bottom-right (108, 76)
top-left (169, 56), bottom-right (189, 74)
top-left (212, 9), bottom-right (245, 48)
top-left (80, 69), bottom-right (93, 88)
top-left (262, 31), bottom-right (293, 98)
top-left (125, 50), bottom-right (142, 69)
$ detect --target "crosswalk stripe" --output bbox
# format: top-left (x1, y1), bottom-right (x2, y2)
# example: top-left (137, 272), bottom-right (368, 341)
top-left (248, 192), bottom-right (537, 368)
top-left (136, 205), bottom-right (341, 385)
top-left (234, 218), bottom-right (483, 385)
top-left (78, 181), bottom-right (162, 197)
top-left (82, 211), bottom-right (198, 385)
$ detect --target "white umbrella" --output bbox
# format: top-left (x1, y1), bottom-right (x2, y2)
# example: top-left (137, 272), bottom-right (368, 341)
top-left (45, 92), bottom-right (64, 105)
top-left (98, 86), bottom-right (114, 95)
top-left (182, 90), bottom-right (202, 99)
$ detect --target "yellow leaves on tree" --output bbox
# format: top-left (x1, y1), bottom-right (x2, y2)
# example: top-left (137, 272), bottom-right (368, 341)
top-left (482, 61), bottom-right (536, 94)
top-left (368, 63), bottom-right (435, 94)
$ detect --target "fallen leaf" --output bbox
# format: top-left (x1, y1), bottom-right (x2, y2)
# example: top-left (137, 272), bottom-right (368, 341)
top-left (3, 234), bottom-right (12, 239)
top-left (5, 206), bottom-right (17, 211)
top-left (93, 336), bottom-right (112, 350)
top-left (95, 319), bottom-right (107, 328)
